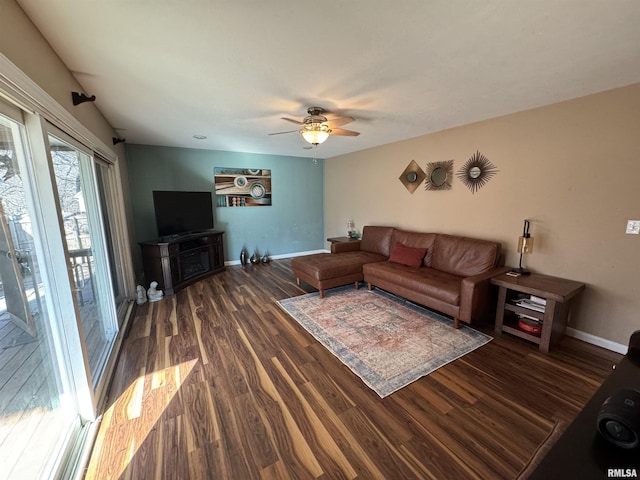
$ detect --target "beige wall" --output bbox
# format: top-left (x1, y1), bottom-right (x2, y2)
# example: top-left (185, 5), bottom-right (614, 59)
top-left (326, 83), bottom-right (640, 347)
top-left (0, 0), bottom-right (119, 151)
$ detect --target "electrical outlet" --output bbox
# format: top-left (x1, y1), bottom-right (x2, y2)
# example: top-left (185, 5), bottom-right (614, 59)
top-left (626, 220), bottom-right (640, 235)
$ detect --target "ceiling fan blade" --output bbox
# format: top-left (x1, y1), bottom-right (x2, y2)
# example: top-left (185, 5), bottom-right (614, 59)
top-left (268, 130), bottom-right (299, 136)
top-left (281, 117), bottom-right (304, 126)
top-left (330, 128), bottom-right (360, 137)
top-left (326, 116), bottom-right (355, 128)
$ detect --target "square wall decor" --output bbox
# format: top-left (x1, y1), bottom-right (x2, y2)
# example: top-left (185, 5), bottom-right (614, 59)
top-left (214, 167), bottom-right (272, 207)
top-left (399, 160), bottom-right (426, 194)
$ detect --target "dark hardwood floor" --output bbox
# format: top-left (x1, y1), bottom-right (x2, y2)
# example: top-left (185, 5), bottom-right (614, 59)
top-left (84, 260), bottom-right (622, 479)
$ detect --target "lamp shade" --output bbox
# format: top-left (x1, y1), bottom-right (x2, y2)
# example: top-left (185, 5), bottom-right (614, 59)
top-left (511, 219), bottom-right (534, 275)
top-left (517, 235), bottom-right (534, 254)
top-left (301, 124), bottom-right (330, 145)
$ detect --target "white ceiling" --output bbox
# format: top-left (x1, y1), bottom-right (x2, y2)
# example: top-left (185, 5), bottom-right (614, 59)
top-left (16, 0), bottom-right (640, 159)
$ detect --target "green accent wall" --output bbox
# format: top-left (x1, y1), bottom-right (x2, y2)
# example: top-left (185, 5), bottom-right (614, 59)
top-left (126, 144), bottom-right (324, 277)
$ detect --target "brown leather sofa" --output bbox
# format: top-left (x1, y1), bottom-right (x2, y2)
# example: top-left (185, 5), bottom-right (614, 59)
top-left (291, 225), bottom-right (508, 328)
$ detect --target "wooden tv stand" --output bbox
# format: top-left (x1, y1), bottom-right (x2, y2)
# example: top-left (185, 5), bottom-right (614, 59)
top-left (139, 230), bottom-right (225, 295)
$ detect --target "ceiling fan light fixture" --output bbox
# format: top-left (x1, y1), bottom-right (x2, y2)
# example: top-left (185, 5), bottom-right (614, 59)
top-left (301, 123), bottom-right (330, 145)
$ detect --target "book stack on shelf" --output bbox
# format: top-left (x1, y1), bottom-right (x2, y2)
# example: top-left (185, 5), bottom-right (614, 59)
top-left (516, 295), bottom-right (546, 312)
top-left (515, 295), bottom-right (546, 336)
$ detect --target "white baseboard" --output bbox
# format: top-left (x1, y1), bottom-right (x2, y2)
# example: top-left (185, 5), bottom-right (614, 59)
top-left (224, 249), bottom-right (329, 266)
top-left (566, 327), bottom-right (628, 355)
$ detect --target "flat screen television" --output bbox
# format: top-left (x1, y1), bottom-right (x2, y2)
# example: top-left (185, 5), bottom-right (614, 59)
top-left (152, 190), bottom-right (214, 238)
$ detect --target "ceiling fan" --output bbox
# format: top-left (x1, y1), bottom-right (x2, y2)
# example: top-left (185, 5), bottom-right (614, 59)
top-left (269, 107), bottom-right (360, 145)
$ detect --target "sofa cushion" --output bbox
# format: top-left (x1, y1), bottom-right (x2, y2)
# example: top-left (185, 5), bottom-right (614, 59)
top-left (431, 234), bottom-right (500, 277)
top-left (391, 229), bottom-right (436, 267)
top-left (389, 242), bottom-right (427, 268)
top-left (360, 226), bottom-right (394, 257)
top-left (364, 262), bottom-right (462, 305)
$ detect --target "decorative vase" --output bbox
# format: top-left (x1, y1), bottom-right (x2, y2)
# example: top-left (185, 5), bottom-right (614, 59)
top-left (261, 253), bottom-right (270, 264)
top-left (240, 248), bottom-right (248, 266)
top-left (250, 250), bottom-right (259, 264)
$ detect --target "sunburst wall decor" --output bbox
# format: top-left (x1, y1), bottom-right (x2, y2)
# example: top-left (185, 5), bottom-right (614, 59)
top-left (456, 151), bottom-right (498, 194)
top-left (425, 160), bottom-right (453, 191)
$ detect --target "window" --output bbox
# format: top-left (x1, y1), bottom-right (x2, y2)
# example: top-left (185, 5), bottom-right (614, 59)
top-left (0, 108), bottom-right (82, 480)
top-left (48, 131), bottom-right (118, 387)
top-left (1, 55), bottom-right (134, 478)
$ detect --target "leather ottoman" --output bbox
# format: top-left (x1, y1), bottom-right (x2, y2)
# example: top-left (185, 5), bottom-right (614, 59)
top-left (291, 252), bottom-right (383, 297)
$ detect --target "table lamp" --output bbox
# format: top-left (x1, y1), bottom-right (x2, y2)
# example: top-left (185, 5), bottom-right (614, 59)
top-left (512, 219), bottom-right (534, 275)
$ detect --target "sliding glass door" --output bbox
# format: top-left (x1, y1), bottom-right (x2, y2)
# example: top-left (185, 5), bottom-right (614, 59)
top-left (0, 50), bottom-right (135, 477)
top-left (0, 103), bottom-right (131, 478)
top-left (0, 112), bottom-right (81, 479)
top-left (48, 132), bottom-right (118, 388)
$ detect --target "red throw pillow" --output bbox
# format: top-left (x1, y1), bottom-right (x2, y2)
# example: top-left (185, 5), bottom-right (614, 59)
top-left (388, 242), bottom-right (427, 268)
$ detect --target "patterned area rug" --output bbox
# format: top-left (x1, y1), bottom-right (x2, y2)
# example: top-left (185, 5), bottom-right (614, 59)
top-left (277, 286), bottom-right (492, 397)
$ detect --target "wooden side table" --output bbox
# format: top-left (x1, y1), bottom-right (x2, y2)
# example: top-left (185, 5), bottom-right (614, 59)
top-left (326, 236), bottom-right (360, 244)
top-left (491, 272), bottom-right (585, 353)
